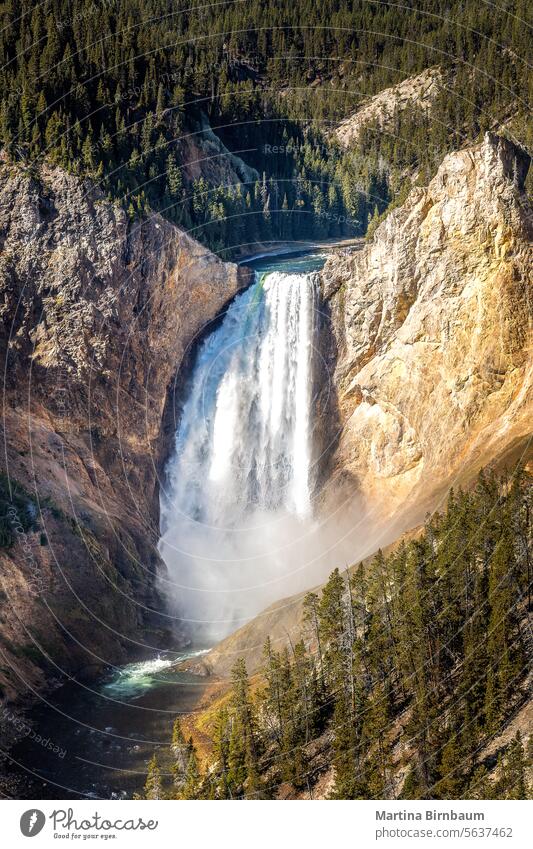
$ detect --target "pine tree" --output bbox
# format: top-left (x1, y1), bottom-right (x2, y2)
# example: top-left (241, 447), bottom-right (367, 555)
top-left (179, 745), bottom-right (203, 800)
top-left (303, 591), bottom-right (324, 687)
top-left (496, 732), bottom-right (528, 800)
top-left (434, 735), bottom-right (464, 799)
top-left (466, 766), bottom-right (494, 800)
top-left (485, 528), bottom-right (522, 733)
top-left (211, 708), bottom-right (232, 798)
top-left (230, 658), bottom-right (265, 798)
top-left (171, 718), bottom-right (189, 789)
top-left (144, 754), bottom-right (163, 800)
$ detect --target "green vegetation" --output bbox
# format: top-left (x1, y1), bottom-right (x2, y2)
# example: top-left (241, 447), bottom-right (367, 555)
top-left (0, 1), bottom-right (530, 254)
top-left (146, 467), bottom-right (532, 799)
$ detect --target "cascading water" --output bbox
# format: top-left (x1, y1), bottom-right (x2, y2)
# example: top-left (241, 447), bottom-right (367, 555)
top-left (159, 266), bottom-right (322, 639)
top-left (189, 268), bottom-right (317, 523)
top-left (159, 265), bottom-right (327, 639)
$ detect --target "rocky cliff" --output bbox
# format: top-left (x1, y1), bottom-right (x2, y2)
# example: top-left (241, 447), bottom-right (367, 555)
top-left (0, 159), bottom-right (250, 704)
top-left (320, 132), bottom-right (532, 536)
top-left (335, 67), bottom-right (449, 148)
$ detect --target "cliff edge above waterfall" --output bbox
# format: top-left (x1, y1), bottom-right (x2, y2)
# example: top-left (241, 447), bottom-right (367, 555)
top-left (0, 159), bottom-right (250, 705)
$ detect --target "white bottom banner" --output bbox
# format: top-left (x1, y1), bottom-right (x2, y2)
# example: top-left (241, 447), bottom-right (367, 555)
top-left (1, 800), bottom-right (531, 848)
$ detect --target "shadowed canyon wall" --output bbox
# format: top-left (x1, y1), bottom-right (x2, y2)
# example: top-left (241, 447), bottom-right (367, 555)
top-left (0, 160), bottom-right (250, 703)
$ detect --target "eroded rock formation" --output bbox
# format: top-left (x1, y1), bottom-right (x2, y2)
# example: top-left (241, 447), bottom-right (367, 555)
top-left (335, 67), bottom-right (449, 148)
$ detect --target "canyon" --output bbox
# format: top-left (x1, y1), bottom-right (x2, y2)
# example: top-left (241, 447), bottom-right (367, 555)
top-left (0, 131), bottom-right (531, 715)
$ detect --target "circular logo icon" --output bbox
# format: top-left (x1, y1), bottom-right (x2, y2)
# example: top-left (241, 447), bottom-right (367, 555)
top-left (20, 809), bottom-right (46, 837)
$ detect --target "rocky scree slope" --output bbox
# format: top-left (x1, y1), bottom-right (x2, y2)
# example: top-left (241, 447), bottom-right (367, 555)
top-left (0, 160), bottom-right (250, 704)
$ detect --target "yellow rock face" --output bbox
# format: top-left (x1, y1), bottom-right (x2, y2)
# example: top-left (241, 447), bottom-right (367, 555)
top-left (320, 134), bottom-right (532, 539)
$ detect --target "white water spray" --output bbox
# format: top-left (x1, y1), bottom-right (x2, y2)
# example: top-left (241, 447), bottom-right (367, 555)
top-left (159, 268), bottom-right (346, 639)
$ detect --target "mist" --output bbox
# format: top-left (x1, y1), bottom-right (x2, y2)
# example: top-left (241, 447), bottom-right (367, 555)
top-left (159, 499), bottom-right (378, 641)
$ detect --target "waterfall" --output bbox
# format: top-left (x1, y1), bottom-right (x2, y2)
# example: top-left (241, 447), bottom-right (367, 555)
top-left (159, 268), bottom-right (321, 639)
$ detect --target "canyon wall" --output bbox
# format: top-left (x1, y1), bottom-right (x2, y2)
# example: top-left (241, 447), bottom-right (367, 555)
top-left (321, 132), bottom-right (532, 538)
top-left (0, 160), bottom-right (250, 703)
